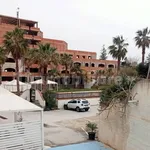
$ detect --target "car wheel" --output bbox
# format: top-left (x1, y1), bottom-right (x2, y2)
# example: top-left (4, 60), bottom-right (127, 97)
top-left (64, 105), bottom-right (68, 110)
top-left (76, 107), bottom-right (80, 112)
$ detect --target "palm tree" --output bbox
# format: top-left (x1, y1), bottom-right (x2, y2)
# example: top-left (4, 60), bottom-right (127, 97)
top-left (24, 48), bottom-right (35, 83)
top-left (0, 46), bottom-right (7, 84)
top-left (60, 53), bottom-right (73, 75)
top-left (105, 68), bottom-right (113, 84)
top-left (32, 43), bottom-right (59, 91)
top-left (95, 70), bottom-right (105, 85)
top-left (109, 36), bottom-right (128, 71)
top-left (71, 64), bottom-right (83, 88)
top-left (135, 27), bottom-right (150, 64)
top-left (3, 28), bottom-right (28, 95)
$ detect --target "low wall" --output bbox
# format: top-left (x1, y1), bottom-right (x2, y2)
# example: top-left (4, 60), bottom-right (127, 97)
top-left (57, 91), bottom-right (101, 99)
top-left (57, 97), bottom-right (99, 109)
top-left (98, 80), bottom-right (150, 150)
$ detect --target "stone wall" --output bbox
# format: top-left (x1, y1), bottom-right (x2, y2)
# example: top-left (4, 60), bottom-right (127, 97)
top-left (98, 80), bottom-right (150, 150)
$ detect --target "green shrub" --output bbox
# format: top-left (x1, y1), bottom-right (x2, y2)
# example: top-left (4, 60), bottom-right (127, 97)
top-left (43, 90), bottom-right (57, 110)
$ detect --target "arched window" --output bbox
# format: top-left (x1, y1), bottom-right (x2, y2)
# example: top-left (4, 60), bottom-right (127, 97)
top-left (85, 63), bottom-right (89, 67)
top-left (5, 58), bottom-right (15, 63)
top-left (30, 68), bottom-right (39, 73)
top-left (4, 68), bottom-right (15, 72)
top-left (98, 64), bottom-right (105, 67)
top-left (108, 64), bottom-right (114, 68)
top-left (74, 62), bottom-right (81, 66)
top-left (91, 63), bottom-right (95, 67)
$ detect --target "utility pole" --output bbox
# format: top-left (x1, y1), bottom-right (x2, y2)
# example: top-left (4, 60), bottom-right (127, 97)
top-left (17, 7), bottom-right (20, 27)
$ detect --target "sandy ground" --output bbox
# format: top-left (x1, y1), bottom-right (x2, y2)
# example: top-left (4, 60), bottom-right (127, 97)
top-left (43, 106), bottom-right (99, 147)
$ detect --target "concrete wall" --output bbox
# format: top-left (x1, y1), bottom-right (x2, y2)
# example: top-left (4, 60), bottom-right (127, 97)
top-left (98, 80), bottom-right (150, 150)
top-left (57, 97), bottom-right (99, 109)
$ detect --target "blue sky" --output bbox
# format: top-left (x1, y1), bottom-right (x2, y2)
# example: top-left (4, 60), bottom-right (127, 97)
top-left (0, 0), bottom-right (150, 61)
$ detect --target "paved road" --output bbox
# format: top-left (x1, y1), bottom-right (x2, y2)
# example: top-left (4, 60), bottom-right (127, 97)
top-left (43, 106), bottom-right (99, 147)
top-left (44, 105), bottom-right (98, 124)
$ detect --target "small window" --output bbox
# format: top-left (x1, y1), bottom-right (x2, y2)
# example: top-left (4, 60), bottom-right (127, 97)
top-left (91, 71), bottom-right (94, 75)
top-left (88, 56), bottom-right (91, 59)
top-left (76, 55), bottom-right (79, 58)
top-left (78, 101), bottom-right (80, 103)
top-left (82, 56), bottom-right (85, 59)
top-left (85, 63), bottom-right (89, 67)
top-left (91, 63), bottom-right (95, 67)
top-left (72, 100), bottom-right (77, 103)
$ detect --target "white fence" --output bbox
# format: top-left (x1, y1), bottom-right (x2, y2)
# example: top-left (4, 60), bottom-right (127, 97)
top-left (0, 120), bottom-right (42, 150)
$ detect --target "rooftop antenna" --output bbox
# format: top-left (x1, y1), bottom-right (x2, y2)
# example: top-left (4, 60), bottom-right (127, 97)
top-left (17, 7), bottom-right (20, 27)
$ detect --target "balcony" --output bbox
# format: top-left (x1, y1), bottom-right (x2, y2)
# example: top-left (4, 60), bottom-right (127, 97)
top-left (2, 72), bottom-right (41, 77)
top-left (21, 26), bottom-right (40, 32)
top-left (24, 34), bottom-right (42, 41)
top-left (28, 44), bottom-right (39, 49)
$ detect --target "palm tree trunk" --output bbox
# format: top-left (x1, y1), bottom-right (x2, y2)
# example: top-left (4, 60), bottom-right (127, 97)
top-left (142, 46), bottom-right (145, 64)
top-left (27, 67), bottom-right (30, 83)
top-left (42, 66), bottom-right (47, 92)
top-left (16, 58), bottom-right (20, 96)
top-left (117, 58), bottom-right (121, 72)
top-left (0, 65), bottom-right (2, 85)
top-left (65, 65), bottom-right (68, 76)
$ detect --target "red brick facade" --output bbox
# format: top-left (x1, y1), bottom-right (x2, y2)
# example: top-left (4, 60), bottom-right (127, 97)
top-left (0, 15), bottom-right (117, 81)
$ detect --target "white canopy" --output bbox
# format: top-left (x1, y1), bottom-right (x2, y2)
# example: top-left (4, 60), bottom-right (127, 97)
top-left (1, 79), bottom-right (31, 92)
top-left (30, 79), bottom-right (58, 85)
top-left (0, 86), bottom-right (42, 112)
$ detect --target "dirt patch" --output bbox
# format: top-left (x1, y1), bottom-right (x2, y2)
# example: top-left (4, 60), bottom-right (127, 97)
top-left (56, 115), bottom-right (99, 131)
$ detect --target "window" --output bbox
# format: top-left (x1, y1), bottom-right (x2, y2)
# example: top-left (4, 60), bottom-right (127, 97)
top-left (98, 64), bottom-right (105, 67)
top-left (85, 63), bottom-right (89, 67)
top-left (5, 58), bottom-right (15, 63)
top-left (82, 56), bottom-right (85, 59)
top-left (78, 101), bottom-right (80, 103)
top-left (82, 100), bottom-right (88, 104)
top-left (108, 64), bottom-right (114, 68)
top-left (4, 68), bottom-right (15, 72)
top-left (72, 100), bottom-right (77, 103)
top-left (91, 63), bottom-right (95, 67)
top-left (76, 55), bottom-right (79, 58)
top-left (91, 71), bottom-right (94, 75)
top-left (88, 56), bottom-right (91, 59)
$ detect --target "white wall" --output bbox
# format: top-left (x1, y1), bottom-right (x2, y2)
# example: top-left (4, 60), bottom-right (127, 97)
top-left (35, 90), bottom-right (45, 108)
top-left (98, 80), bottom-right (150, 150)
top-left (20, 89), bottom-right (30, 101)
top-left (21, 89), bottom-right (45, 108)
top-left (57, 97), bottom-right (99, 109)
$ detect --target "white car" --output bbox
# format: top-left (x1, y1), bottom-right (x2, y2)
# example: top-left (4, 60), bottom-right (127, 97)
top-left (64, 99), bottom-right (90, 112)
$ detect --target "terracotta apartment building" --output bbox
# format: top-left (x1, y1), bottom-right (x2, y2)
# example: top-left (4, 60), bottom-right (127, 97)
top-left (0, 14), bottom-right (117, 82)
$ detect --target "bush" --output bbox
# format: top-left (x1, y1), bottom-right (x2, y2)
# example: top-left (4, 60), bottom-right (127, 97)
top-left (43, 90), bottom-right (57, 110)
top-left (136, 63), bottom-right (148, 78)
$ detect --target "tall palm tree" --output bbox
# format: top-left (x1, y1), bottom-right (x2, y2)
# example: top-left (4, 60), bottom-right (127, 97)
top-left (32, 43), bottom-right (59, 91)
top-left (135, 27), bottom-right (150, 64)
top-left (3, 28), bottom-right (28, 95)
top-left (0, 46), bottom-right (7, 84)
top-left (109, 36), bottom-right (128, 71)
top-left (24, 48), bottom-right (35, 83)
top-left (105, 68), bottom-right (113, 84)
top-left (95, 70), bottom-right (105, 85)
top-left (60, 53), bottom-right (73, 75)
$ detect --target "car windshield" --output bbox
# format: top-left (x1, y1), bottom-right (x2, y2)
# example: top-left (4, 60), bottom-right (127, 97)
top-left (82, 100), bottom-right (88, 104)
